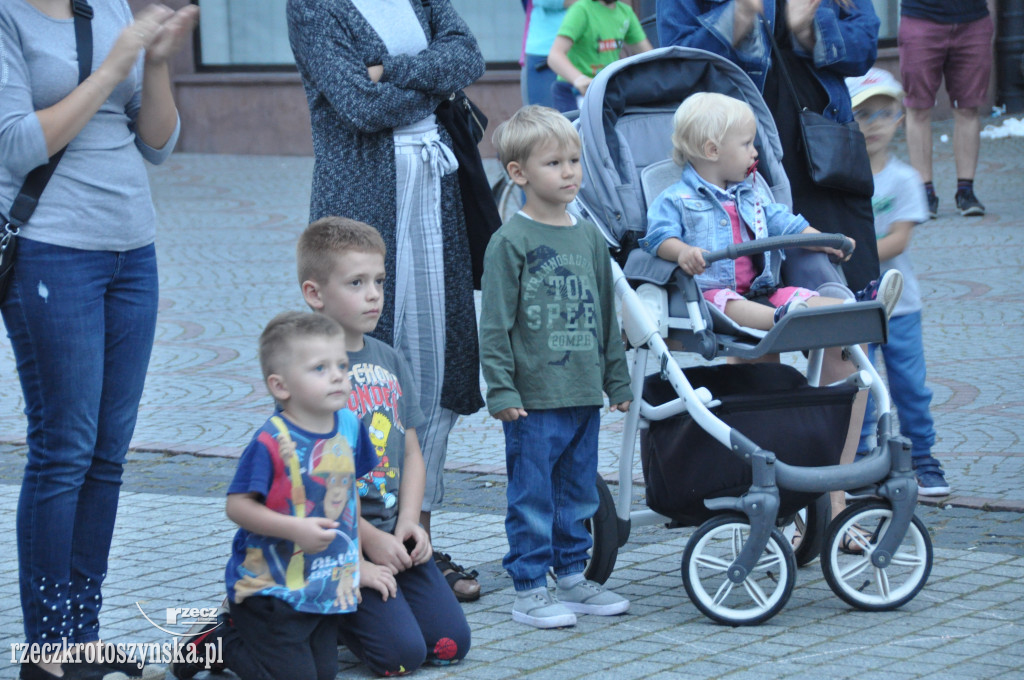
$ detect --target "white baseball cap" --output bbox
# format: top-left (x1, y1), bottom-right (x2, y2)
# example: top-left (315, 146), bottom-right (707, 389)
top-left (846, 68), bottom-right (904, 108)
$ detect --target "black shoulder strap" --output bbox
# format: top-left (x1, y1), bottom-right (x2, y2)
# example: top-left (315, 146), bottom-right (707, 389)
top-left (761, 15), bottom-right (804, 112)
top-left (4, 0), bottom-right (94, 228)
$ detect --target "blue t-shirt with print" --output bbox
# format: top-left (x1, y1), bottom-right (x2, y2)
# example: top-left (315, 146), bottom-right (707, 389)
top-left (225, 410), bottom-right (375, 614)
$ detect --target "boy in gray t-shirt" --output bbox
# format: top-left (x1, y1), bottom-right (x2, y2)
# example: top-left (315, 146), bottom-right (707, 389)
top-left (298, 217), bottom-right (470, 674)
top-left (847, 69), bottom-right (950, 496)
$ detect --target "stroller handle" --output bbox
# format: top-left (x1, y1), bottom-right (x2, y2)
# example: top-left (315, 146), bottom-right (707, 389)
top-left (703, 233), bottom-right (854, 265)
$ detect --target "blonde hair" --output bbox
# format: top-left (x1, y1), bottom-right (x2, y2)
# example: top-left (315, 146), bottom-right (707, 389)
top-left (258, 311), bottom-right (344, 381)
top-left (671, 92), bottom-right (756, 166)
top-left (492, 105), bottom-right (580, 169)
top-left (297, 216), bottom-right (386, 286)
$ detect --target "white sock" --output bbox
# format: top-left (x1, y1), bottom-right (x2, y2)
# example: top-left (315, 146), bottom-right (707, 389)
top-left (558, 573), bottom-right (585, 589)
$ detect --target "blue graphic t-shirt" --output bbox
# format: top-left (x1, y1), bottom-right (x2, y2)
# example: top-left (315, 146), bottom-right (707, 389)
top-left (225, 410), bottom-right (375, 614)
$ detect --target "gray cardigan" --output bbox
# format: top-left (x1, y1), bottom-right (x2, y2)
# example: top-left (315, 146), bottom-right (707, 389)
top-left (286, 0), bottom-right (485, 415)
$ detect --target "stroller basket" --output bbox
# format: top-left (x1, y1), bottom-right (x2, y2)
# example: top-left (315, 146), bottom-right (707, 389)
top-left (640, 363), bottom-right (856, 525)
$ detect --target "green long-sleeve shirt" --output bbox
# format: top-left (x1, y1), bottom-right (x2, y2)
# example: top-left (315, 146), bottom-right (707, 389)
top-left (479, 213), bottom-right (633, 415)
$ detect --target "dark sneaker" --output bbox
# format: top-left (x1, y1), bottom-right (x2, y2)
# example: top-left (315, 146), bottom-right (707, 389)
top-left (926, 192), bottom-right (939, 219)
top-left (914, 458), bottom-right (951, 496)
top-left (170, 615), bottom-right (227, 679)
top-left (955, 189), bottom-right (985, 216)
top-left (772, 297), bottom-right (808, 325)
top-left (856, 269), bottom-right (904, 319)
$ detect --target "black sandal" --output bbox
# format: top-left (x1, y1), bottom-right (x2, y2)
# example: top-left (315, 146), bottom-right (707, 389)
top-left (434, 551), bottom-right (481, 602)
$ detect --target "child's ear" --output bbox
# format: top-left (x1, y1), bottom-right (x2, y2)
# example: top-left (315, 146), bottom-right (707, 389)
top-left (266, 374), bottom-right (290, 403)
top-left (507, 161), bottom-right (528, 187)
top-left (702, 140), bottom-right (719, 161)
top-left (301, 280), bottom-right (324, 310)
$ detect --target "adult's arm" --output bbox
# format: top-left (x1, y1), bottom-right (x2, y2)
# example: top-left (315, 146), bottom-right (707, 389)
top-left (287, 1), bottom-right (442, 134)
top-left (378, 0), bottom-right (484, 96)
top-left (0, 4), bottom-right (176, 177)
top-left (656, 0), bottom-right (767, 75)
top-left (799, 0), bottom-right (879, 77)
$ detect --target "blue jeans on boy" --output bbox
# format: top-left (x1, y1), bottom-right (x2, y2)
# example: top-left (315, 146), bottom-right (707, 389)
top-left (859, 311), bottom-right (937, 465)
top-left (550, 80), bottom-right (582, 113)
top-left (1, 239), bottom-right (158, 644)
top-left (503, 407), bottom-right (600, 591)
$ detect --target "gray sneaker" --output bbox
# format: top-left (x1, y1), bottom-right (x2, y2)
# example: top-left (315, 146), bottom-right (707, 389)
top-left (856, 269), bottom-right (904, 320)
top-left (512, 589), bottom-right (577, 628)
top-left (556, 579), bottom-right (630, 616)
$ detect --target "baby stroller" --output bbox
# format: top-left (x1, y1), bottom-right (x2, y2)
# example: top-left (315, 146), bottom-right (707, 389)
top-left (571, 47), bottom-right (933, 625)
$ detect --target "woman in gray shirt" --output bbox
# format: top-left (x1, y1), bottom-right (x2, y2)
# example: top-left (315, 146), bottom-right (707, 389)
top-left (0, 2), bottom-right (196, 678)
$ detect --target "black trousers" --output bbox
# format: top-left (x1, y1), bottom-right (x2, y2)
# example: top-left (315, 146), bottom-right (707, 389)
top-left (223, 596), bottom-right (338, 680)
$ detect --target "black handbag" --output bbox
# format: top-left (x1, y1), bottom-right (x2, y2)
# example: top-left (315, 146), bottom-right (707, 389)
top-left (763, 17), bottom-right (873, 197)
top-left (420, 0), bottom-right (502, 290)
top-left (1, 0), bottom-right (94, 302)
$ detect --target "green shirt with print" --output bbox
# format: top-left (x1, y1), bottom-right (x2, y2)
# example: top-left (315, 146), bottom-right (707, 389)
top-left (479, 213), bottom-right (633, 415)
top-left (556, 0), bottom-right (646, 80)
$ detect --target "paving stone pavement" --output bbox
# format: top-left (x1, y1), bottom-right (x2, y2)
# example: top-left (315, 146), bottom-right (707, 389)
top-left (1, 120), bottom-right (1022, 678)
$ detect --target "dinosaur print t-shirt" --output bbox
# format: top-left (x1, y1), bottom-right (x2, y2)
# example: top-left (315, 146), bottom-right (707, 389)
top-left (225, 411), bottom-right (375, 614)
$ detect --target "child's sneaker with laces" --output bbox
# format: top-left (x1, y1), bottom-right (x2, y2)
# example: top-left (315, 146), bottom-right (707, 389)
top-left (512, 588), bottom-right (576, 628)
top-left (556, 577), bottom-right (630, 616)
top-left (856, 269), bottom-right (903, 319)
top-left (926, 192), bottom-right (939, 219)
top-left (955, 188), bottom-right (985, 216)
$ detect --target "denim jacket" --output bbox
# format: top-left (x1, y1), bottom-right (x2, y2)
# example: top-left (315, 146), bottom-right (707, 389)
top-left (656, 0), bottom-right (879, 123)
top-left (641, 164), bottom-right (809, 294)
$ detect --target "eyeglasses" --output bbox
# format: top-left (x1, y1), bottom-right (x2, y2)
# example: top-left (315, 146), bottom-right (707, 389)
top-left (853, 108), bottom-right (904, 125)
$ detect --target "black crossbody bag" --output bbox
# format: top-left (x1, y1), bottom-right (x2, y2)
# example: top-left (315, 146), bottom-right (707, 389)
top-left (0, 0), bottom-right (94, 302)
top-left (763, 16), bottom-right (873, 197)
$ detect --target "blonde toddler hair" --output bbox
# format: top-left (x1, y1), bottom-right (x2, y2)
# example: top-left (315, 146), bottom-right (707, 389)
top-left (492, 105), bottom-right (580, 169)
top-left (671, 92), bottom-right (757, 166)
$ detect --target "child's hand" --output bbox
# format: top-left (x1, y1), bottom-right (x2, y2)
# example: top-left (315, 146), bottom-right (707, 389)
top-left (395, 519), bottom-right (433, 566)
top-left (292, 517), bottom-right (339, 555)
top-left (494, 407), bottom-right (528, 422)
top-left (364, 530), bottom-right (413, 574)
top-left (573, 74), bottom-right (593, 96)
top-left (360, 560), bottom-right (398, 602)
top-left (609, 400), bottom-right (632, 413)
top-left (677, 244), bottom-right (707, 276)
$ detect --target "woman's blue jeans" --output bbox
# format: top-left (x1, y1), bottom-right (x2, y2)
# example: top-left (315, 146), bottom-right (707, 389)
top-left (502, 407), bottom-right (599, 591)
top-left (1, 238), bottom-right (158, 644)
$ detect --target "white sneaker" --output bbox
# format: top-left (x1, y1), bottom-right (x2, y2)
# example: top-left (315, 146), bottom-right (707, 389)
top-left (858, 269), bottom-right (904, 319)
top-left (512, 589), bottom-right (577, 628)
top-left (556, 578), bottom-right (630, 616)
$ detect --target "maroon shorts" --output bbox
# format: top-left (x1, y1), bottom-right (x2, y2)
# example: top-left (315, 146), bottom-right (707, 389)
top-left (898, 15), bottom-right (994, 110)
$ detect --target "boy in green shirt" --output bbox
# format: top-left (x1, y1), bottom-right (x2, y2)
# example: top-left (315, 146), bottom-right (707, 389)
top-left (481, 105), bottom-right (633, 628)
top-left (547, 0), bottom-right (652, 111)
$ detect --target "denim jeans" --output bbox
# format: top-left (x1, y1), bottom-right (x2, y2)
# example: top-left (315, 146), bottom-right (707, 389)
top-left (550, 79), bottom-right (582, 113)
top-left (502, 407), bottom-right (599, 591)
top-left (859, 311), bottom-right (936, 464)
top-left (1, 238), bottom-right (158, 644)
top-left (520, 54), bottom-right (558, 108)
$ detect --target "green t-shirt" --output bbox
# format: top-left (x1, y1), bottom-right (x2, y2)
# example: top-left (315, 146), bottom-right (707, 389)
top-left (556, 0), bottom-right (646, 80)
top-left (479, 212), bottom-right (633, 415)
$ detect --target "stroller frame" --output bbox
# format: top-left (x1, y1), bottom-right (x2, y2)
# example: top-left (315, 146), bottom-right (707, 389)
top-left (572, 47), bottom-right (932, 624)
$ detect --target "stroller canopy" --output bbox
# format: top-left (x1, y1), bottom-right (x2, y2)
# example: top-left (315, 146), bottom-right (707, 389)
top-left (576, 46), bottom-right (791, 248)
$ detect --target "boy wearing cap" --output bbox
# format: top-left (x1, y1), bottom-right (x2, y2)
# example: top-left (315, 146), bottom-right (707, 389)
top-left (846, 68), bottom-right (950, 496)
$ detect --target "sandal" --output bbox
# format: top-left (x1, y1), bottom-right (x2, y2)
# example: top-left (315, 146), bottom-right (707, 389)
top-left (839, 526), bottom-right (870, 555)
top-left (434, 551), bottom-right (481, 602)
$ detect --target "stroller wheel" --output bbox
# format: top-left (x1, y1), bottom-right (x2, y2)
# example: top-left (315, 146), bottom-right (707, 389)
top-left (584, 476), bottom-right (619, 584)
top-left (821, 499), bottom-right (932, 611)
top-left (682, 514), bottom-right (796, 626)
top-left (782, 493), bottom-right (831, 568)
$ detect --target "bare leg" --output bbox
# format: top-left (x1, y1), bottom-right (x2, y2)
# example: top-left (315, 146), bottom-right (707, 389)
top-left (951, 106), bottom-right (981, 180)
top-left (905, 107), bottom-right (934, 183)
top-left (722, 298), bottom-right (777, 330)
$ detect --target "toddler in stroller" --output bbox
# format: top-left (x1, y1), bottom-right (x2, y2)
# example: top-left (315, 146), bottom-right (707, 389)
top-left (570, 46), bottom-right (933, 626)
top-left (642, 92), bottom-right (904, 331)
